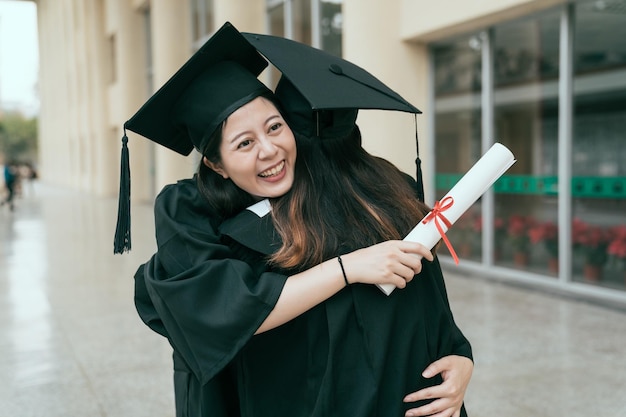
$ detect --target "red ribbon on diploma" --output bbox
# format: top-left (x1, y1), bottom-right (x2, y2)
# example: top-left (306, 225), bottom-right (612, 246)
top-left (421, 196), bottom-right (459, 264)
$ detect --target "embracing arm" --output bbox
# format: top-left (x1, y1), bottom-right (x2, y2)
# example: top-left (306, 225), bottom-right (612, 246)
top-left (256, 240), bottom-right (434, 334)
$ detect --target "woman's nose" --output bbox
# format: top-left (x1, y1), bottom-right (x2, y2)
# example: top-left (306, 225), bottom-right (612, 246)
top-left (258, 137), bottom-right (279, 159)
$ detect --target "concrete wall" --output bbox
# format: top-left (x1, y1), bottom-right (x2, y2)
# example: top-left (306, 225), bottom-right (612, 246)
top-left (400, 0), bottom-right (566, 41)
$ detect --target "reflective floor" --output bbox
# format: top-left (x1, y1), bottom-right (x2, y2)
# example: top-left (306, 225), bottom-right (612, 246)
top-left (1, 182), bottom-right (625, 417)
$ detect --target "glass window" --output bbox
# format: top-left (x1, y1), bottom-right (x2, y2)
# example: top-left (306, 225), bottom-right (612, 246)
top-left (432, 35), bottom-right (482, 262)
top-left (320, 0), bottom-right (342, 57)
top-left (293, 0), bottom-right (312, 44)
top-left (191, 0), bottom-right (214, 43)
top-left (266, 0), bottom-right (340, 83)
top-left (266, 0), bottom-right (341, 55)
top-left (433, 36), bottom-right (482, 96)
top-left (494, 15), bottom-right (560, 87)
top-left (492, 11), bottom-right (561, 275)
top-left (572, 0), bottom-right (626, 289)
top-left (432, 2), bottom-right (626, 299)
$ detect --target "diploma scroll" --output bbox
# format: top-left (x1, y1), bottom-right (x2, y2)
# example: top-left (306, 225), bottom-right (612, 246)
top-left (378, 142), bottom-right (516, 295)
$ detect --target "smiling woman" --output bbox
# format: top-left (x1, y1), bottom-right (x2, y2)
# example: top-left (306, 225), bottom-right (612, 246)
top-left (204, 96), bottom-right (297, 199)
top-left (0, 0), bottom-right (39, 116)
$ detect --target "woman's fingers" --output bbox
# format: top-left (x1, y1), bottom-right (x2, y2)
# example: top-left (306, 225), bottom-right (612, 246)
top-left (403, 356), bottom-right (473, 417)
top-left (343, 241), bottom-right (432, 287)
top-left (398, 240), bottom-right (434, 263)
top-left (404, 398), bottom-right (456, 417)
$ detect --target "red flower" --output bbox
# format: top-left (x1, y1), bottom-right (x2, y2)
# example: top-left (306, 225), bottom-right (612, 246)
top-left (577, 225), bottom-right (610, 248)
top-left (494, 217), bottom-right (507, 244)
top-left (528, 226), bottom-right (542, 244)
top-left (507, 214), bottom-right (534, 251)
top-left (529, 221), bottom-right (559, 257)
top-left (529, 221), bottom-right (557, 244)
top-left (507, 214), bottom-right (528, 237)
top-left (473, 215), bottom-right (482, 232)
top-left (607, 225), bottom-right (626, 259)
top-left (572, 219), bottom-right (611, 266)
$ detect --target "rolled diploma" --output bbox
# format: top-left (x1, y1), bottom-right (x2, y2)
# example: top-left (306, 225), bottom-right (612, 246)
top-left (378, 142), bottom-right (516, 295)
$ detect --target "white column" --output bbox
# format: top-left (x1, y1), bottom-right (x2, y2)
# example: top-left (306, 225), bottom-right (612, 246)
top-left (150, 1), bottom-right (196, 193)
top-left (214, 0), bottom-right (265, 33)
top-left (105, 0), bottom-right (151, 201)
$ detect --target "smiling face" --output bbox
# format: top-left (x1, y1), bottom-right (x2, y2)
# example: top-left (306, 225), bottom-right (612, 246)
top-left (204, 96), bottom-right (297, 199)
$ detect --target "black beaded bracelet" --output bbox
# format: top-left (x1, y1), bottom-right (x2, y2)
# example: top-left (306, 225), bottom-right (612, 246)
top-left (337, 256), bottom-right (349, 286)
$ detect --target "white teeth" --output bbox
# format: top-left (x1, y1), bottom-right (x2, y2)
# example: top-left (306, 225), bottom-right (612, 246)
top-left (259, 161), bottom-right (285, 177)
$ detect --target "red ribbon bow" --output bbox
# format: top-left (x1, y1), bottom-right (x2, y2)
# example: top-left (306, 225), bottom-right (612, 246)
top-left (421, 196), bottom-right (459, 264)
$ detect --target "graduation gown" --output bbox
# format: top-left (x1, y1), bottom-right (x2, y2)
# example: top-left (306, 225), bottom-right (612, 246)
top-left (134, 177), bottom-right (472, 417)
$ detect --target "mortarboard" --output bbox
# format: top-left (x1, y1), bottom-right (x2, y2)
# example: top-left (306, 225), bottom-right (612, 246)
top-left (114, 22), bottom-right (271, 254)
top-left (242, 33), bottom-right (420, 114)
top-left (274, 76), bottom-right (358, 139)
top-left (126, 22), bottom-right (269, 155)
top-left (243, 32), bottom-right (425, 201)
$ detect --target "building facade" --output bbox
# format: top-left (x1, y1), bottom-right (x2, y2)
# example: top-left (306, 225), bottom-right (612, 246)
top-left (33, 0), bottom-right (626, 305)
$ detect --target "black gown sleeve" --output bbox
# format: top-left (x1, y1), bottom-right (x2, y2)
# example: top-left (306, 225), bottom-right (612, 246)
top-left (136, 178), bottom-right (288, 385)
top-left (134, 261), bottom-right (168, 338)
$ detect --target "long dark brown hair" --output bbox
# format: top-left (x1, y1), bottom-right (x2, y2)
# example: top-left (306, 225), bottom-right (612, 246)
top-left (268, 127), bottom-right (431, 270)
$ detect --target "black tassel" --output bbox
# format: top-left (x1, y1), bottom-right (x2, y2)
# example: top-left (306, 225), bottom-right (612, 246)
top-left (414, 114), bottom-right (425, 202)
top-left (415, 157), bottom-right (424, 203)
top-left (114, 128), bottom-right (131, 253)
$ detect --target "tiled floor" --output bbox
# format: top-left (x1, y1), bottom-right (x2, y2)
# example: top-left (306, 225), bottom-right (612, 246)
top-left (1, 182), bottom-right (625, 417)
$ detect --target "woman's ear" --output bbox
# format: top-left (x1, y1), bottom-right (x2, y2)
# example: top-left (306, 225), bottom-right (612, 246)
top-left (203, 156), bottom-right (228, 179)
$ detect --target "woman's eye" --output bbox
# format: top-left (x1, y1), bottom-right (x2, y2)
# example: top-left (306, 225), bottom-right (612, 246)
top-left (237, 139), bottom-right (252, 149)
top-left (269, 122), bottom-right (282, 132)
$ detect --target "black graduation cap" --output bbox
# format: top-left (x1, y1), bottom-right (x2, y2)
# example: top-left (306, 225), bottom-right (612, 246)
top-left (114, 22), bottom-right (271, 254)
top-left (126, 23), bottom-right (269, 156)
top-left (274, 75), bottom-right (358, 139)
top-left (242, 33), bottom-right (420, 114)
top-left (242, 32), bottom-right (425, 200)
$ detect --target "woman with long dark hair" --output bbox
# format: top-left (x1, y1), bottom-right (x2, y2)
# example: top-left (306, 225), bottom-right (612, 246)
top-left (128, 23), bottom-right (472, 417)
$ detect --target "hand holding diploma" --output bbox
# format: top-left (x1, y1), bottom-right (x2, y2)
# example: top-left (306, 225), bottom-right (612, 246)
top-left (378, 142), bottom-right (516, 295)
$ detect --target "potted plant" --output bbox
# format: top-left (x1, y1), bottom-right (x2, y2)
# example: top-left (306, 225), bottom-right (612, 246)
top-left (529, 221), bottom-right (558, 273)
top-left (494, 216), bottom-right (506, 260)
top-left (607, 225), bottom-right (626, 281)
top-left (470, 213), bottom-right (485, 255)
top-left (471, 214), bottom-right (506, 261)
top-left (450, 211), bottom-right (476, 258)
top-left (507, 214), bottom-right (532, 266)
top-left (572, 219), bottom-right (610, 281)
